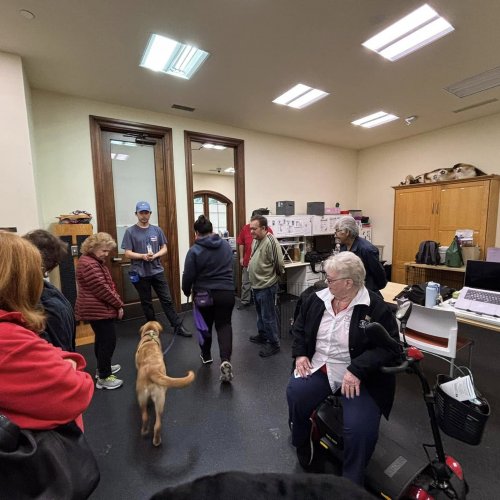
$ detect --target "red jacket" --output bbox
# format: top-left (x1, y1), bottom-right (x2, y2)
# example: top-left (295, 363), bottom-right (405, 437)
top-left (75, 254), bottom-right (124, 321)
top-left (236, 224), bottom-right (273, 267)
top-left (0, 310), bottom-right (94, 430)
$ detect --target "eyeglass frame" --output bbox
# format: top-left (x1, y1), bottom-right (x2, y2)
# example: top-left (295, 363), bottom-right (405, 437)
top-left (325, 276), bottom-right (350, 284)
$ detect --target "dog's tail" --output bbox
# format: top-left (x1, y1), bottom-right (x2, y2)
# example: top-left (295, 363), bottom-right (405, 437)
top-left (150, 370), bottom-right (195, 388)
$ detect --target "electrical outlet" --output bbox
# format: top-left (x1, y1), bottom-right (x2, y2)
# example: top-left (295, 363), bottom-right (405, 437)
top-left (71, 245), bottom-right (79, 256)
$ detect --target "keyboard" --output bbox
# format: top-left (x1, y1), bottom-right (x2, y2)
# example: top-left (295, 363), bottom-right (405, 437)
top-left (464, 289), bottom-right (500, 305)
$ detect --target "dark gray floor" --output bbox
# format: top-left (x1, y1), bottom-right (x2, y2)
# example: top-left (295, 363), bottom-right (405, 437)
top-left (78, 302), bottom-right (499, 499)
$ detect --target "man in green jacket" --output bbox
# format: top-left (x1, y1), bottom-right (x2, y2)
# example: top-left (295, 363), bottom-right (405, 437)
top-left (248, 215), bottom-right (285, 357)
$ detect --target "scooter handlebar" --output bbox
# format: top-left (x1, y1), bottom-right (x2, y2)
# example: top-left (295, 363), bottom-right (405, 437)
top-left (380, 360), bottom-right (410, 374)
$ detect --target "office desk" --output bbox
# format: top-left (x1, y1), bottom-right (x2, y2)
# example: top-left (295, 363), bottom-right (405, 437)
top-left (381, 282), bottom-right (500, 333)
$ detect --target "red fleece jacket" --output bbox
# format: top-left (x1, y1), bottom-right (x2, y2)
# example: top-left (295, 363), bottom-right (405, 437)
top-left (0, 310), bottom-right (94, 430)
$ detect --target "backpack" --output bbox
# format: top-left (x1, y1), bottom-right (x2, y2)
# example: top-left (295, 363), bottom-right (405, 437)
top-left (415, 240), bottom-right (440, 265)
top-left (445, 236), bottom-right (464, 268)
top-left (394, 282), bottom-right (454, 305)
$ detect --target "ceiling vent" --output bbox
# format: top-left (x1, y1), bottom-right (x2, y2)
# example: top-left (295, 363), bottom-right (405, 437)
top-left (453, 98), bottom-right (498, 113)
top-left (445, 66), bottom-right (500, 98)
top-left (172, 104), bottom-right (195, 112)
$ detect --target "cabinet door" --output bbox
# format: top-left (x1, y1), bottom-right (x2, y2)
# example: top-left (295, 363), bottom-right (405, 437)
top-left (436, 181), bottom-right (489, 250)
top-left (392, 186), bottom-right (437, 283)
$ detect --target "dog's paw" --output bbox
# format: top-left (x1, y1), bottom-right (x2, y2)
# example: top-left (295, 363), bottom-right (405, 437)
top-left (153, 436), bottom-right (162, 447)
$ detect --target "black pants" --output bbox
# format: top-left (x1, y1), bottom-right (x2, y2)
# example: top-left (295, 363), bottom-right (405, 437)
top-left (90, 318), bottom-right (117, 379)
top-left (199, 290), bottom-right (235, 362)
top-left (133, 272), bottom-right (181, 327)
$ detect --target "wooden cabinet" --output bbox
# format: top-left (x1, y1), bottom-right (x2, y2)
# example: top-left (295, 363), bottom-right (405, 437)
top-left (392, 176), bottom-right (500, 284)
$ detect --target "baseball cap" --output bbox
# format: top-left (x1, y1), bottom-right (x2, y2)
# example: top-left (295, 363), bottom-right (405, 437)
top-left (135, 201), bottom-right (151, 212)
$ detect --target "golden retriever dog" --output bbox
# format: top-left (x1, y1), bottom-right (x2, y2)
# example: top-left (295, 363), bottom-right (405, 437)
top-left (135, 321), bottom-right (195, 446)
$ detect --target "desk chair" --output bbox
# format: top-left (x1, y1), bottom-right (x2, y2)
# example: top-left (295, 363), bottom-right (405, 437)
top-left (403, 304), bottom-right (474, 377)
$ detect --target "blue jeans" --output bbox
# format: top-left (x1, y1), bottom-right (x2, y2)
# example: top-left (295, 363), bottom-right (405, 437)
top-left (133, 272), bottom-right (181, 327)
top-left (253, 283), bottom-right (280, 345)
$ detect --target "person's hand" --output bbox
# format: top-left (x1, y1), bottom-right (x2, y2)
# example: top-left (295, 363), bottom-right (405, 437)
top-left (117, 307), bottom-right (124, 320)
top-left (65, 359), bottom-right (77, 370)
top-left (240, 257), bottom-right (244, 266)
top-left (341, 370), bottom-right (361, 398)
top-left (295, 356), bottom-right (312, 378)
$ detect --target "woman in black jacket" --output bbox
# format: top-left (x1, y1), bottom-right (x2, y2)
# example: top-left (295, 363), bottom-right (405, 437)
top-left (182, 215), bottom-right (235, 382)
top-left (286, 252), bottom-right (399, 486)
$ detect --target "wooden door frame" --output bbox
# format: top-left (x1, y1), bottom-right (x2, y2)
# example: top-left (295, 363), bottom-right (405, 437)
top-left (193, 189), bottom-right (234, 236)
top-left (184, 131), bottom-right (245, 247)
top-left (89, 115), bottom-right (181, 310)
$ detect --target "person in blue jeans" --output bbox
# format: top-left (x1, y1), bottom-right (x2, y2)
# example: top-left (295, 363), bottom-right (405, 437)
top-left (121, 201), bottom-right (191, 337)
top-left (247, 215), bottom-right (284, 357)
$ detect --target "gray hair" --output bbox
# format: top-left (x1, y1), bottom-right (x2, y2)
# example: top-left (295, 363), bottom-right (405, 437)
top-left (323, 252), bottom-right (366, 287)
top-left (335, 216), bottom-right (359, 238)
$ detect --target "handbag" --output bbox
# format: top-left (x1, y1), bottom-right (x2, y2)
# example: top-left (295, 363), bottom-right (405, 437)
top-left (445, 236), bottom-right (464, 268)
top-left (0, 414), bottom-right (100, 500)
top-left (194, 290), bottom-right (213, 308)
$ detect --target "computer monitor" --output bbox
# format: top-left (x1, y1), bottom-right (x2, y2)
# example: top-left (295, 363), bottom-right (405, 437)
top-left (464, 260), bottom-right (500, 292)
top-left (314, 235), bottom-right (333, 253)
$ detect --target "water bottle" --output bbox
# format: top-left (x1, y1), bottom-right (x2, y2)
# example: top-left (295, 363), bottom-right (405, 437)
top-left (425, 281), bottom-right (440, 308)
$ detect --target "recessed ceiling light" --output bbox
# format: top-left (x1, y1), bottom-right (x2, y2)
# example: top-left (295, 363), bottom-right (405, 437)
top-left (273, 84), bottom-right (329, 109)
top-left (140, 34), bottom-right (209, 80)
top-left (363, 4), bottom-right (454, 61)
top-left (224, 167), bottom-right (235, 173)
top-left (351, 111), bottom-right (399, 128)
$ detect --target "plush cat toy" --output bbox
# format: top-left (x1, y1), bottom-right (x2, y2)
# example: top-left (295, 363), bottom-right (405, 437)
top-left (400, 163), bottom-right (486, 185)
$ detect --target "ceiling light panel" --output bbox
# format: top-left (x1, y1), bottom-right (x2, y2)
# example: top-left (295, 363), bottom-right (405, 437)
top-left (351, 111), bottom-right (399, 128)
top-left (363, 4), bottom-right (454, 61)
top-left (445, 66), bottom-right (500, 98)
top-left (273, 84), bottom-right (329, 109)
top-left (140, 34), bottom-right (209, 80)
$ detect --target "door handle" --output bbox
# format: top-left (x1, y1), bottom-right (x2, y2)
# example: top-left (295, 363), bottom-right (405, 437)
top-left (435, 202), bottom-right (439, 215)
top-left (112, 257), bottom-right (123, 262)
top-left (431, 202), bottom-right (435, 214)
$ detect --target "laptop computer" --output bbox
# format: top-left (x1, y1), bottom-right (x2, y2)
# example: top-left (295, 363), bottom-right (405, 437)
top-left (454, 260), bottom-right (500, 316)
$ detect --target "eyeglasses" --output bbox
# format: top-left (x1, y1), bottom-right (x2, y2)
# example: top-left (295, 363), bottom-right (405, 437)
top-left (325, 276), bottom-right (349, 284)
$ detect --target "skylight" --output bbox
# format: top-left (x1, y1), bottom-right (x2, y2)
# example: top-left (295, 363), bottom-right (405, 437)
top-left (273, 84), bottom-right (329, 109)
top-left (351, 111), bottom-right (399, 128)
top-left (140, 34), bottom-right (209, 80)
top-left (362, 4), bottom-right (454, 61)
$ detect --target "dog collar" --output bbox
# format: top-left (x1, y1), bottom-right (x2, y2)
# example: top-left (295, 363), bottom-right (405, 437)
top-left (138, 330), bottom-right (161, 350)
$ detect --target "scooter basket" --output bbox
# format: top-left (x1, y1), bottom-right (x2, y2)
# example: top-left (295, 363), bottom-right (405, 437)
top-left (435, 374), bottom-right (490, 445)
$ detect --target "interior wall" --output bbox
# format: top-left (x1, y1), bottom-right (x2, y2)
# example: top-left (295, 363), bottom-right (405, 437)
top-left (358, 112), bottom-right (500, 264)
top-left (193, 173), bottom-right (235, 202)
top-left (0, 53), bottom-right (39, 233)
top-left (31, 90), bottom-right (357, 290)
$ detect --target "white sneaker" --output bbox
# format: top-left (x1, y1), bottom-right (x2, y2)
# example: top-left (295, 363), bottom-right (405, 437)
top-left (220, 361), bottom-right (233, 383)
top-left (95, 364), bottom-right (121, 379)
top-left (96, 375), bottom-right (123, 390)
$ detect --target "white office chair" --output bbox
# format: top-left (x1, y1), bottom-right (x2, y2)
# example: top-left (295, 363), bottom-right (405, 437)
top-left (402, 304), bottom-right (474, 377)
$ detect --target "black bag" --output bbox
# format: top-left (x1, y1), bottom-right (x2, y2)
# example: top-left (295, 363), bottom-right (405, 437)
top-left (0, 415), bottom-right (100, 500)
top-left (394, 282), bottom-right (454, 305)
top-left (305, 251), bottom-right (331, 273)
top-left (415, 240), bottom-right (441, 265)
top-left (194, 290), bottom-right (213, 307)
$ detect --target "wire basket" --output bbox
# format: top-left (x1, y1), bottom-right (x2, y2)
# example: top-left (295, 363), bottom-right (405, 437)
top-left (435, 374), bottom-right (490, 445)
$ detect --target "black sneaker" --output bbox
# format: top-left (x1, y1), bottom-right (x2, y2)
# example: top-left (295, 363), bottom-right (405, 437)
top-left (175, 325), bottom-right (192, 337)
top-left (249, 334), bottom-right (267, 344)
top-left (259, 343), bottom-right (280, 357)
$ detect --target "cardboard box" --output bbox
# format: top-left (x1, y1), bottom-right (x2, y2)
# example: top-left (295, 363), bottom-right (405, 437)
top-left (276, 200), bottom-right (295, 216)
top-left (307, 202), bottom-right (325, 216)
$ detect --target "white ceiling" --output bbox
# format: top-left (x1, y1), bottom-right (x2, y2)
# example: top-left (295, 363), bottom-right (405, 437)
top-left (2, 0), bottom-right (500, 150)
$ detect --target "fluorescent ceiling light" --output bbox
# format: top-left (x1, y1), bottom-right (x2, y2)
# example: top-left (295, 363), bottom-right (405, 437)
top-left (351, 111), bottom-right (399, 128)
top-left (445, 66), bottom-right (500, 98)
top-left (224, 167), bottom-right (235, 173)
top-left (110, 153), bottom-right (129, 161)
top-left (203, 143), bottom-right (226, 150)
top-left (140, 34), bottom-right (209, 79)
top-left (273, 84), bottom-right (329, 109)
top-left (363, 4), bottom-right (454, 61)
top-left (110, 140), bottom-right (136, 147)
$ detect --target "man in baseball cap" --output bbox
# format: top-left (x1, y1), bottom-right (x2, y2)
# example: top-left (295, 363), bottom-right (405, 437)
top-left (121, 201), bottom-right (191, 337)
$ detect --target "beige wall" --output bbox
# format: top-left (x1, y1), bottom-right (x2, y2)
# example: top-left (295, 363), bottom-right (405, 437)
top-left (358, 113), bottom-right (500, 263)
top-left (0, 53), bottom-right (39, 233)
top-left (30, 89), bottom-right (357, 295)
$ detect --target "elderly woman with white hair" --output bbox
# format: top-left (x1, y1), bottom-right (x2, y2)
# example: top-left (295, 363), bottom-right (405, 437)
top-left (334, 216), bottom-right (387, 296)
top-left (286, 252), bottom-right (399, 486)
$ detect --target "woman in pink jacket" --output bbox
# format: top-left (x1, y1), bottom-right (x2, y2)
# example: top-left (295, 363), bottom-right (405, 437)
top-left (76, 232), bottom-right (124, 390)
top-left (0, 232), bottom-right (94, 431)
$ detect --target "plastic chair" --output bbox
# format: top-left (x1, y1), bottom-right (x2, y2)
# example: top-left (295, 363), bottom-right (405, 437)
top-left (402, 304), bottom-right (474, 377)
